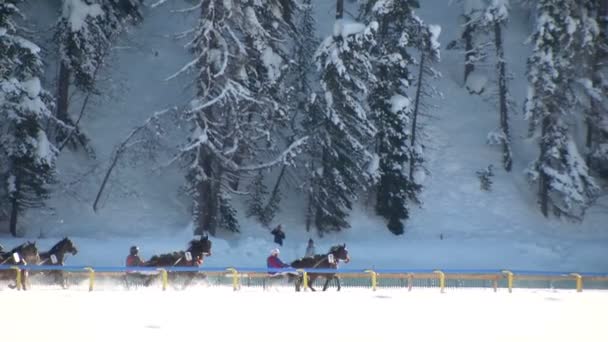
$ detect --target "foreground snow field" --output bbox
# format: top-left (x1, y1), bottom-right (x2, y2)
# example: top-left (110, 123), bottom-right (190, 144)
top-left (2, 288), bottom-right (606, 342)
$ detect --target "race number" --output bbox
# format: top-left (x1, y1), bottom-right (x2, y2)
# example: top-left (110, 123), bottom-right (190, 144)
top-left (12, 253), bottom-right (20, 263)
top-left (328, 254), bottom-right (335, 264)
top-left (50, 254), bottom-right (58, 264)
top-left (185, 251), bottom-right (192, 262)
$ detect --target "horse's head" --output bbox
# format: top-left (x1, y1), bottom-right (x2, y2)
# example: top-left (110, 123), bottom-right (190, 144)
top-left (60, 237), bottom-right (78, 256)
top-left (188, 235), bottom-right (212, 260)
top-left (18, 241), bottom-right (40, 264)
top-left (329, 244), bottom-right (350, 263)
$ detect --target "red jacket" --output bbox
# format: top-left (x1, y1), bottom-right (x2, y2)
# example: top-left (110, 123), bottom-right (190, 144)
top-left (126, 255), bottom-right (144, 267)
top-left (267, 255), bottom-right (289, 269)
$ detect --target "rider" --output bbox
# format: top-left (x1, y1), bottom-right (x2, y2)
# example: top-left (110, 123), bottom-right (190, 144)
top-left (126, 246), bottom-right (145, 267)
top-left (267, 248), bottom-right (289, 275)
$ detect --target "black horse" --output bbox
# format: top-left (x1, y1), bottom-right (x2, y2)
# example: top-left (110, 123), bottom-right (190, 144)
top-left (0, 241), bottom-right (40, 290)
top-left (290, 244), bottom-right (350, 292)
top-left (35, 238), bottom-right (78, 288)
top-left (139, 235), bottom-right (213, 289)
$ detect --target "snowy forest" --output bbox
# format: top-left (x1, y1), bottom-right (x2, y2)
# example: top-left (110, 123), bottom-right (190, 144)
top-left (0, 0), bottom-right (607, 239)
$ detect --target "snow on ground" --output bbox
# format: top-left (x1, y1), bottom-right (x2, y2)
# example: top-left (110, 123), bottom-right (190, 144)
top-left (2, 0), bottom-right (605, 274)
top-left (2, 288), bottom-right (606, 342)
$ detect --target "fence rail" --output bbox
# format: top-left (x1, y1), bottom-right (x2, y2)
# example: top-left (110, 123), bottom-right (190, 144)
top-left (1, 265), bottom-right (607, 292)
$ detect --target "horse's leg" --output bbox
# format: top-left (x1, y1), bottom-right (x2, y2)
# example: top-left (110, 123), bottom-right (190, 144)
top-left (336, 275), bottom-right (341, 291)
top-left (295, 276), bottom-right (301, 292)
top-left (61, 271), bottom-right (69, 289)
top-left (22, 270), bottom-right (28, 291)
top-left (322, 276), bottom-right (331, 291)
top-left (308, 275), bottom-right (316, 292)
top-left (181, 273), bottom-right (195, 290)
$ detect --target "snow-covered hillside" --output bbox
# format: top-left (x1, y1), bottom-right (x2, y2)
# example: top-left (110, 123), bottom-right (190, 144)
top-left (0, 0), bottom-right (606, 271)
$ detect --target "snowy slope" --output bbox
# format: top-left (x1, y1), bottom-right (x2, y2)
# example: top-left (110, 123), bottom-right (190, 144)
top-left (1, 0), bottom-right (606, 272)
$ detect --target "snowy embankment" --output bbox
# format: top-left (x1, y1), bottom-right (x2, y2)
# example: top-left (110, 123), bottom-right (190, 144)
top-left (2, 217), bottom-right (607, 272)
top-left (4, 0), bottom-right (606, 274)
top-left (2, 288), bottom-right (606, 342)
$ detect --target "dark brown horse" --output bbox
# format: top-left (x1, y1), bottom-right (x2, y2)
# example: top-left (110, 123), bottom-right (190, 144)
top-left (138, 235), bottom-right (213, 289)
top-left (35, 238), bottom-right (78, 288)
top-left (290, 244), bottom-right (350, 292)
top-left (0, 241), bottom-right (40, 290)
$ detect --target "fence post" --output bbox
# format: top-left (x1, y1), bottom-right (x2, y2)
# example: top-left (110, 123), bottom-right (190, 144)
top-left (434, 270), bottom-right (445, 293)
top-left (10, 266), bottom-right (21, 291)
top-left (364, 270), bottom-right (377, 291)
top-left (157, 268), bottom-right (168, 291)
top-left (502, 270), bottom-right (513, 293)
top-left (407, 273), bottom-right (414, 291)
top-left (297, 269), bottom-right (308, 291)
top-left (84, 267), bottom-right (95, 292)
top-left (570, 273), bottom-right (583, 292)
top-left (226, 268), bottom-right (239, 291)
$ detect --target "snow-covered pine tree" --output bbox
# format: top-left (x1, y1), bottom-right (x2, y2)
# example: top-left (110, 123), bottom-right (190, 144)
top-left (246, 171), bottom-right (269, 223)
top-left (480, 0), bottom-right (513, 171)
top-left (448, 0), bottom-right (486, 84)
top-left (287, 0), bottom-right (323, 233)
top-left (0, 0), bottom-right (60, 236)
top-left (55, 0), bottom-right (142, 151)
top-left (577, 0), bottom-right (608, 178)
top-left (306, 0), bottom-right (378, 234)
top-left (359, 0), bottom-right (421, 235)
top-left (524, 0), bottom-right (600, 219)
top-left (171, 0), bottom-right (303, 235)
top-left (247, 0), bottom-right (316, 227)
top-left (409, 18), bottom-right (441, 197)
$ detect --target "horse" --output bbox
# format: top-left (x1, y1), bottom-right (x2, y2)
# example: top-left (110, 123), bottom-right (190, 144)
top-left (138, 235), bottom-right (213, 289)
top-left (35, 238), bottom-right (78, 288)
top-left (290, 244), bottom-right (350, 292)
top-left (0, 241), bottom-right (40, 290)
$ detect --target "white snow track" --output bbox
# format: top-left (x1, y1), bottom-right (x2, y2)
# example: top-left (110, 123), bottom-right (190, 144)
top-left (2, 288), bottom-right (606, 342)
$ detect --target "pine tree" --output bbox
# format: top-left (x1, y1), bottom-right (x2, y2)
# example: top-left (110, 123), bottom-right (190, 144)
top-left (481, 0), bottom-right (513, 171)
top-left (448, 0), bottom-right (486, 84)
top-left (0, 0), bottom-right (60, 236)
top-left (579, 0), bottom-right (608, 179)
top-left (360, 0), bottom-right (420, 235)
top-left (409, 19), bottom-right (441, 198)
top-left (288, 0), bottom-right (323, 233)
top-left (172, 0), bottom-right (302, 235)
top-left (524, 0), bottom-right (600, 219)
top-left (246, 172), bottom-right (269, 222)
top-left (218, 190), bottom-right (239, 232)
top-left (55, 0), bottom-right (142, 151)
top-left (306, 0), bottom-right (378, 234)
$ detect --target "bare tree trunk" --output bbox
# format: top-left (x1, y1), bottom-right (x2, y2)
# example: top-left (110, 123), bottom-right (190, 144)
top-left (539, 115), bottom-right (551, 217)
top-left (93, 109), bottom-right (173, 212)
top-left (195, 147), bottom-right (219, 236)
top-left (463, 15), bottom-right (476, 83)
top-left (410, 51), bottom-right (424, 182)
top-left (266, 164), bottom-right (286, 208)
top-left (56, 61), bottom-right (70, 124)
top-left (92, 149), bottom-right (121, 212)
top-left (336, 0), bottom-right (343, 20)
top-left (9, 175), bottom-right (20, 237)
top-left (495, 21), bottom-right (512, 172)
top-left (305, 180), bottom-right (314, 232)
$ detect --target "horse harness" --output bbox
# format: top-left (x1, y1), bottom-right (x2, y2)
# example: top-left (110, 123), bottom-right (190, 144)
top-left (172, 252), bottom-right (203, 267)
top-left (312, 253), bottom-right (339, 269)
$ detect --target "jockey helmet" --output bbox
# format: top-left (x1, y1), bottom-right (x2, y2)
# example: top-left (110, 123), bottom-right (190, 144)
top-left (130, 246), bottom-right (139, 255)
